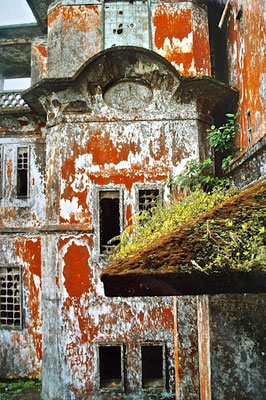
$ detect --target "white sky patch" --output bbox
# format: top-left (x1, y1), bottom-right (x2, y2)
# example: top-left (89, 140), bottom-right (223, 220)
top-left (4, 77), bottom-right (31, 91)
top-left (0, 0), bottom-right (37, 26)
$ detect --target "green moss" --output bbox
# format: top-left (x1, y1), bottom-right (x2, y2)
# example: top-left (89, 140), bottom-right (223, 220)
top-left (110, 186), bottom-right (236, 261)
top-left (0, 380), bottom-right (41, 400)
top-left (109, 182), bottom-right (265, 274)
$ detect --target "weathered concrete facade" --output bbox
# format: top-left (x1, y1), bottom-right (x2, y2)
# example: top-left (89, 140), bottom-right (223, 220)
top-left (0, 0), bottom-right (265, 399)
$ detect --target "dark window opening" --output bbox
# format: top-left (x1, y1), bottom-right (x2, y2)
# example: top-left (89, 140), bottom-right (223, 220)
top-left (208, 3), bottom-right (229, 83)
top-left (247, 111), bottom-right (252, 147)
top-left (0, 145), bottom-right (2, 199)
top-left (99, 345), bottom-right (122, 390)
top-left (17, 147), bottom-right (29, 197)
top-left (138, 189), bottom-right (159, 214)
top-left (0, 266), bottom-right (22, 329)
top-left (100, 191), bottom-right (121, 254)
top-left (142, 345), bottom-right (164, 389)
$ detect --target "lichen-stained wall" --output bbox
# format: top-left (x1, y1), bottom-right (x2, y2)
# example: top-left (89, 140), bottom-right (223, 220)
top-left (209, 294), bottom-right (266, 400)
top-left (227, 0), bottom-right (266, 149)
top-left (56, 120), bottom-right (199, 227)
top-left (31, 39), bottom-right (47, 85)
top-left (39, 48), bottom-right (216, 398)
top-left (0, 112), bottom-right (46, 228)
top-left (46, 0), bottom-right (211, 80)
top-left (0, 235), bottom-right (42, 379)
top-left (47, 1), bottom-right (102, 78)
top-left (0, 109), bottom-right (45, 378)
top-left (55, 235), bottom-right (176, 399)
top-left (152, 1), bottom-right (211, 76)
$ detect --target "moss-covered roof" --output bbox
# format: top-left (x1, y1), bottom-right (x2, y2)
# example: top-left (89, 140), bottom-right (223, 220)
top-left (101, 179), bottom-right (266, 296)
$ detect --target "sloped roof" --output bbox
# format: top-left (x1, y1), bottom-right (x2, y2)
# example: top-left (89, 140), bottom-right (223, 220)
top-left (101, 179), bottom-right (266, 296)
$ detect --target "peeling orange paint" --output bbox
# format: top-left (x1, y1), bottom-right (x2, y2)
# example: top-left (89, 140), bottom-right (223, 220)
top-left (63, 242), bottom-right (92, 298)
top-left (228, 0), bottom-right (265, 149)
top-left (14, 237), bottom-right (42, 374)
top-left (63, 5), bottom-right (99, 33)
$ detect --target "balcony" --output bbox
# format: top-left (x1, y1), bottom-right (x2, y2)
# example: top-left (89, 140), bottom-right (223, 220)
top-left (0, 91), bottom-right (28, 108)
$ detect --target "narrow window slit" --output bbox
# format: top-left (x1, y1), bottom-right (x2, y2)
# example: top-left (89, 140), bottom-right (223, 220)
top-left (247, 111), bottom-right (252, 147)
top-left (0, 145), bottom-right (2, 198)
top-left (99, 190), bottom-right (121, 254)
top-left (17, 147), bottom-right (29, 197)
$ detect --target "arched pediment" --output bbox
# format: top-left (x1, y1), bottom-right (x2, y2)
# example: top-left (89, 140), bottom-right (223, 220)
top-left (23, 46), bottom-right (237, 121)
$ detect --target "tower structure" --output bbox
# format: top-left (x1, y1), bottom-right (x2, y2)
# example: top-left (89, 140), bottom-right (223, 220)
top-left (0, 1), bottom-right (265, 399)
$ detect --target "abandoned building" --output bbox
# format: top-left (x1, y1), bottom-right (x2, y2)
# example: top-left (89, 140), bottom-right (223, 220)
top-left (0, 0), bottom-right (265, 399)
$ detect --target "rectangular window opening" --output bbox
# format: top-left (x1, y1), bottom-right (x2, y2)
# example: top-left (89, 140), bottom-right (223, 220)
top-left (99, 345), bottom-right (123, 390)
top-left (141, 345), bottom-right (164, 389)
top-left (0, 266), bottom-right (22, 330)
top-left (100, 190), bottom-right (121, 254)
top-left (0, 145), bottom-right (2, 199)
top-left (17, 147), bottom-right (29, 198)
top-left (247, 110), bottom-right (252, 147)
top-left (138, 189), bottom-right (160, 214)
top-left (208, 4), bottom-right (229, 83)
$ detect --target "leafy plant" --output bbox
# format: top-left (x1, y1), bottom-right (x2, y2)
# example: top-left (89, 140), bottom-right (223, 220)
top-left (167, 158), bottom-right (229, 192)
top-left (208, 112), bottom-right (240, 152)
top-left (208, 112), bottom-right (241, 170)
top-left (221, 155), bottom-right (234, 170)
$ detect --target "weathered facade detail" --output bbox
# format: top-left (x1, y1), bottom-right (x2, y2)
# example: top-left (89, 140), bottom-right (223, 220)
top-left (0, 0), bottom-right (265, 399)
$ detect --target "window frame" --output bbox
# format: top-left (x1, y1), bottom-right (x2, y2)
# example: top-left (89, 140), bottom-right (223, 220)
top-left (140, 342), bottom-right (166, 391)
top-left (16, 145), bottom-right (30, 199)
top-left (134, 183), bottom-right (163, 215)
top-left (95, 185), bottom-right (124, 256)
top-left (0, 265), bottom-right (23, 330)
top-left (0, 144), bottom-right (2, 199)
top-left (97, 343), bottom-right (125, 392)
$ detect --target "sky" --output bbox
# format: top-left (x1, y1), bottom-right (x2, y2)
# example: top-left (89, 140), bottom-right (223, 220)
top-left (0, 0), bottom-right (36, 26)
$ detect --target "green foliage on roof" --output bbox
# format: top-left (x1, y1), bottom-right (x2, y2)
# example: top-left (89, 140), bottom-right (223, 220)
top-left (109, 181), bottom-right (265, 275)
top-left (110, 185), bottom-right (236, 261)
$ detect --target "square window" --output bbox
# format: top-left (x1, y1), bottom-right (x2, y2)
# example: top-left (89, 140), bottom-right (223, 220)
top-left (138, 189), bottom-right (160, 214)
top-left (99, 345), bottom-right (124, 390)
top-left (0, 266), bottom-right (22, 329)
top-left (141, 344), bottom-right (165, 389)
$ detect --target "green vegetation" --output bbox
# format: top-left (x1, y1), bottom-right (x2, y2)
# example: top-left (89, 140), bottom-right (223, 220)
top-left (110, 186), bottom-right (236, 260)
top-left (109, 112), bottom-right (265, 273)
top-left (0, 380), bottom-right (41, 400)
top-left (167, 158), bottom-right (229, 192)
top-left (166, 112), bottom-right (240, 192)
top-left (202, 211), bottom-right (265, 272)
top-left (207, 112), bottom-right (241, 170)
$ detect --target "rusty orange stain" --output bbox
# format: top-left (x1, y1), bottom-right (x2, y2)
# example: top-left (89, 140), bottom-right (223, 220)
top-left (154, 6), bottom-right (192, 48)
top-left (63, 5), bottom-right (99, 33)
top-left (48, 1), bottom-right (62, 28)
top-left (37, 45), bottom-right (47, 58)
top-left (15, 238), bottom-right (42, 366)
top-left (228, 0), bottom-right (265, 149)
top-left (63, 242), bottom-right (92, 298)
top-left (197, 295), bottom-right (211, 400)
top-left (6, 159), bottom-right (13, 181)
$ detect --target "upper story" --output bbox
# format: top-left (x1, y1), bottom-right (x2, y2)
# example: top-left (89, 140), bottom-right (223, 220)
top-left (0, 0), bottom-right (265, 231)
top-left (0, 0), bottom-right (264, 142)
